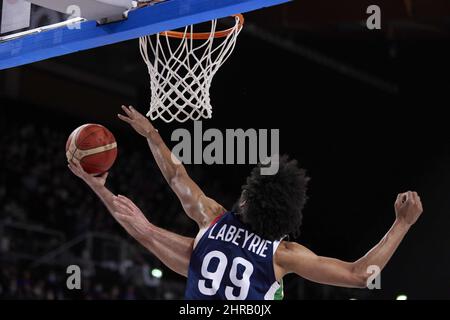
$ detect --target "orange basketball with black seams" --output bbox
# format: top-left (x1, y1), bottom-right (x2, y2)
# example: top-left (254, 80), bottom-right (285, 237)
top-left (66, 124), bottom-right (118, 175)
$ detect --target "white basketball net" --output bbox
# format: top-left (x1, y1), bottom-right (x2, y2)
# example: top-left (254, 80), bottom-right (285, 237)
top-left (139, 16), bottom-right (243, 123)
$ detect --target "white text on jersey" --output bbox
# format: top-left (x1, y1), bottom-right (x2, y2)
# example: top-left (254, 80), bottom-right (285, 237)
top-left (208, 223), bottom-right (272, 258)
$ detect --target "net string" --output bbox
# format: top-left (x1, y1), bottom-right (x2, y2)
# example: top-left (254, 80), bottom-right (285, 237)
top-left (139, 16), bottom-right (242, 123)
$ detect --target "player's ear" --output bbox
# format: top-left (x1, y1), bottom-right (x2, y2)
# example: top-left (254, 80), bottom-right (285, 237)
top-left (239, 190), bottom-right (247, 208)
top-left (238, 189), bottom-right (247, 203)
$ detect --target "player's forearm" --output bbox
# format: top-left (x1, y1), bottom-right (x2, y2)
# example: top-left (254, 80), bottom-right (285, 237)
top-left (88, 183), bottom-right (117, 215)
top-left (144, 129), bottom-right (186, 186)
top-left (352, 219), bottom-right (410, 280)
top-left (134, 224), bottom-right (193, 277)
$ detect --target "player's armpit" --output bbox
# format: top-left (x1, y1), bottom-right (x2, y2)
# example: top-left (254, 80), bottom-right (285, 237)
top-left (274, 241), bottom-right (368, 288)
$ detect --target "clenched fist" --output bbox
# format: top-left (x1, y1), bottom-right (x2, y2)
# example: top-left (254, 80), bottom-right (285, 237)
top-left (394, 191), bottom-right (423, 226)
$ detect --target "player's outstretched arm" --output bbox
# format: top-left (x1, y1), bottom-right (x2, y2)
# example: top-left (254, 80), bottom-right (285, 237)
top-left (68, 161), bottom-right (193, 277)
top-left (275, 191), bottom-right (423, 288)
top-left (112, 195), bottom-right (194, 277)
top-left (118, 105), bottom-right (225, 228)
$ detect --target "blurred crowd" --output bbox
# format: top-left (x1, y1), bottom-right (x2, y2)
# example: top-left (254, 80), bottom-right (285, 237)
top-left (0, 260), bottom-right (184, 300)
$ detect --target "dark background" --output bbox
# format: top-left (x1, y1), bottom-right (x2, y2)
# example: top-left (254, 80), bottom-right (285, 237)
top-left (1, 0), bottom-right (450, 300)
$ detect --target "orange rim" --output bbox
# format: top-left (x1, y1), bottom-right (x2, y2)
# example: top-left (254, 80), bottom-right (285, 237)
top-left (161, 14), bottom-right (244, 40)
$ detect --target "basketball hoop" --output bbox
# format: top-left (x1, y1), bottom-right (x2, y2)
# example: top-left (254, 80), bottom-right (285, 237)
top-left (139, 14), bottom-right (244, 123)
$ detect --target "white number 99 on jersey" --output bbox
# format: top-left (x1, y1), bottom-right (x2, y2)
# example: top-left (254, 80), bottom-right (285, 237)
top-left (198, 250), bottom-right (254, 300)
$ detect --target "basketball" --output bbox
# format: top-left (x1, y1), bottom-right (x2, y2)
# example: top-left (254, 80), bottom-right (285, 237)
top-left (66, 124), bottom-right (118, 175)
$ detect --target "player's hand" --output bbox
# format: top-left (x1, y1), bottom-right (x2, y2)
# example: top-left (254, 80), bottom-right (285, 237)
top-left (118, 105), bottom-right (155, 137)
top-left (68, 160), bottom-right (108, 188)
top-left (112, 195), bottom-right (152, 236)
top-left (394, 191), bottom-right (423, 226)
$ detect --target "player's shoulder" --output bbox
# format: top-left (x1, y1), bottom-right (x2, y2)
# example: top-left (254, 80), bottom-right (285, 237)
top-left (276, 240), bottom-right (308, 255)
top-left (272, 241), bottom-right (295, 280)
top-left (274, 241), bottom-right (308, 267)
top-left (276, 240), bottom-right (292, 255)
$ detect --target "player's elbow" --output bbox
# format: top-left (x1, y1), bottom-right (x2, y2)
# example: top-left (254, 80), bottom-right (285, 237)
top-left (349, 264), bottom-right (369, 289)
top-left (352, 273), bottom-right (369, 289)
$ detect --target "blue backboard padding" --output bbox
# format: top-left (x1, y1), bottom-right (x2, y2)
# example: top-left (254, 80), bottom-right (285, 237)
top-left (0, 0), bottom-right (290, 70)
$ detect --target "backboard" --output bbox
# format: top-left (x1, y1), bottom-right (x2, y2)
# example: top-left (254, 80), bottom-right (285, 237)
top-left (0, 0), bottom-right (291, 70)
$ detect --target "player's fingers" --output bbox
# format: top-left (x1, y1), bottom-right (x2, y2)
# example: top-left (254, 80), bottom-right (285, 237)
top-left (395, 193), bottom-right (404, 207)
top-left (121, 105), bottom-right (133, 116)
top-left (89, 173), bottom-right (108, 179)
top-left (117, 195), bottom-right (136, 211)
top-left (406, 191), bottom-right (415, 205)
top-left (415, 193), bottom-right (423, 211)
top-left (114, 197), bottom-right (130, 211)
top-left (98, 172), bottom-right (109, 179)
top-left (128, 106), bottom-right (143, 118)
top-left (118, 113), bottom-right (133, 124)
top-left (416, 199), bottom-right (423, 211)
top-left (67, 163), bottom-right (77, 175)
top-left (124, 196), bottom-right (141, 212)
top-left (117, 194), bottom-right (134, 205)
top-left (113, 200), bottom-right (133, 216)
top-left (395, 193), bottom-right (401, 203)
top-left (126, 106), bottom-right (137, 119)
top-left (412, 192), bottom-right (419, 205)
top-left (70, 158), bottom-right (81, 168)
top-left (72, 160), bottom-right (88, 175)
top-left (69, 160), bottom-right (82, 173)
top-left (114, 212), bottom-right (132, 223)
top-left (116, 198), bottom-right (133, 212)
top-left (115, 195), bottom-right (134, 210)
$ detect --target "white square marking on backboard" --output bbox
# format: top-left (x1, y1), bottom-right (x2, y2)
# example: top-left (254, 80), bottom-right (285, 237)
top-left (1, 0), bottom-right (32, 34)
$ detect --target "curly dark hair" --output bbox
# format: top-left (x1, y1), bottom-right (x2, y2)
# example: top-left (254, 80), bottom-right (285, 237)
top-left (237, 155), bottom-right (309, 241)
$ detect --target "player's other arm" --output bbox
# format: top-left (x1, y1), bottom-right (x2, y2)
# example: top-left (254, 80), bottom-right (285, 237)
top-left (68, 161), bottom-right (192, 277)
top-left (118, 105), bottom-right (225, 228)
top-left (275, 191), bottom-right (423, 288)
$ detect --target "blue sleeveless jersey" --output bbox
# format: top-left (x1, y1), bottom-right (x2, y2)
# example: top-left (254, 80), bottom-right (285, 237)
top-left (185, 211), bottom-right (281, 300)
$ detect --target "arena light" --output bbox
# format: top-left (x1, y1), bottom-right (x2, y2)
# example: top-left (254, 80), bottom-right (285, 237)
top-left (151, 268), bottom-right (163, 279)
top-left (396, 294), bottom-right (408, 300)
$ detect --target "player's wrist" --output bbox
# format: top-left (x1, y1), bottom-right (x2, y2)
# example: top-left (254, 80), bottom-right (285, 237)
top-left (144, 127), bottom-right (159, 138)
top-left (86, 178), bottom-right (104, 190)
top-left (393, 218), bottom-right (412, 232)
